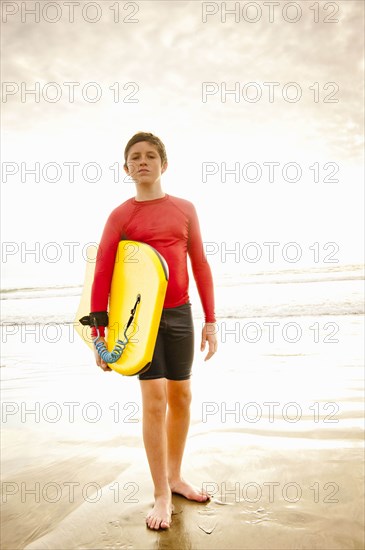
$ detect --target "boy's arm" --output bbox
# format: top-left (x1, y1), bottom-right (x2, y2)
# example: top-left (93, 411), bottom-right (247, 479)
top-left (187, 203), bottom-right (217, 361)
top-left (187, 203), bottom-right (216, 324)
top-left (90, 210), bottom-right (122, 338)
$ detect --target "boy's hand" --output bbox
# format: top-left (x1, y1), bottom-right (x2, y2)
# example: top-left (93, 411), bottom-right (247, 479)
top-left (201, 323), bottom-right (218, 361)
top-left (93, 337), bottom-right (112, 371)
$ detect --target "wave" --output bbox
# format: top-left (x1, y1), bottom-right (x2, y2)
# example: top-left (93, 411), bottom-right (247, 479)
top-left (216, 264), bottom-right (364, 287)
top-left (1, 264), bottom-right (363, 299)
top-left (1, 303), bottom-right (363, 327)
top-left (1, 265), bottom-right (363, 324)
top-left (0, 285), bottom-right (82, 301)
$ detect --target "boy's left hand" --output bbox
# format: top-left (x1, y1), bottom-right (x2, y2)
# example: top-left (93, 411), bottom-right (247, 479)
top-left (201, 323), bottom-right (218, 361)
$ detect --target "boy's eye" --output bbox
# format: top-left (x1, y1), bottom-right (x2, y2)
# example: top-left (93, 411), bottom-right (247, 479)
top-left (130, 154), bottom-right (156, 159)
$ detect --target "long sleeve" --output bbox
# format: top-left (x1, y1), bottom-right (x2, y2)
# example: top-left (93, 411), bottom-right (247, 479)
top-left (90, 209), bottom-right (122, 336)
top-left (187, 204), bottom-right (216, 323)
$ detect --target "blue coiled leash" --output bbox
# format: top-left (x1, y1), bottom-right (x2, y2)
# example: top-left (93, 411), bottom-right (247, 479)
top-left (93, 294), bottom-right (141, 364)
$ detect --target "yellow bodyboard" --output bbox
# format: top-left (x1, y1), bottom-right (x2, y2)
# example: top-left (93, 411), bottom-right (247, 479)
top-left (75, 240), bottom-right (169, 376)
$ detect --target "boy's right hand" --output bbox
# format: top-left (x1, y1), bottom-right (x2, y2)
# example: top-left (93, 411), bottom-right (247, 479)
top-left (93, 337), bottom-right (112, 372)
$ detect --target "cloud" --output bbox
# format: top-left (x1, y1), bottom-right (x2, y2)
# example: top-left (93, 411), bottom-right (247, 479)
top-left (1, 1), bottom-right (364, 285)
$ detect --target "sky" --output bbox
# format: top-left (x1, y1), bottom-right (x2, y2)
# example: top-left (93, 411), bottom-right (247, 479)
top-left (1, 0), bottom-right (364, 287)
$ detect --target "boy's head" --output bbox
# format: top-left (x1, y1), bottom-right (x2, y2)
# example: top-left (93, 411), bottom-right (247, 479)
top-left (124, 132), bottom-right (167, 168)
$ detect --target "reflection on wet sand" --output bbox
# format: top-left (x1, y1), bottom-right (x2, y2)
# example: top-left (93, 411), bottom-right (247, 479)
top-left (1, 314), bottom-right (364, 549)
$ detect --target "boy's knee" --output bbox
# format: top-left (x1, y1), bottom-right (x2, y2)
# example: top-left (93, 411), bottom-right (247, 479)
top-left (168, 387), bottom-right (192, 410)
top-left (144, 393), bottom-right (167, 416)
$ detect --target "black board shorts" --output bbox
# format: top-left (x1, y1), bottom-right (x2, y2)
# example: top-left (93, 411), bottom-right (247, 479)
top-left (138, 301), bottom-right (194, 381)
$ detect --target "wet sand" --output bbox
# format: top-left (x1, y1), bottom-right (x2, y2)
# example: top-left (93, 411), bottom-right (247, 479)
top-left (1, 315), bottom-right (364, 549)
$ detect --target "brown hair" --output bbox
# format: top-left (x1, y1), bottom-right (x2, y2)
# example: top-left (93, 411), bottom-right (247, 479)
top-left (124, 132), bottom-right (167, 168)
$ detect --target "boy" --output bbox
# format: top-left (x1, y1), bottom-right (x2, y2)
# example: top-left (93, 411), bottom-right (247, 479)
top-left (90, 132), bottom-right (217, 530)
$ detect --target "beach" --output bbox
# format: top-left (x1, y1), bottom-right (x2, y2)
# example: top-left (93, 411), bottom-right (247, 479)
top-left (1, 266), bottom-right (364, 549)
top-left (2, 0), bottom-right (364, 545)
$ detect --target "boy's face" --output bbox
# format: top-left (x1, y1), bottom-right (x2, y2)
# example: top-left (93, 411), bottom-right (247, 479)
top-left (124, 141), bottom-right (167, 185)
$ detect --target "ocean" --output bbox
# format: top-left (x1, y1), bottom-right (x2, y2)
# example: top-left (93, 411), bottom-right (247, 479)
top-left (1, 264), bottom-right (363, 326)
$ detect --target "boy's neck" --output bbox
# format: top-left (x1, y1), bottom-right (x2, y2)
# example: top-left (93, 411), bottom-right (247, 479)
top-left (134, 183), bottom-right (165, 202)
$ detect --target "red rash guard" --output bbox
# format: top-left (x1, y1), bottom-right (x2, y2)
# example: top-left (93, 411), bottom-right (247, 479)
top-left (91, 194), bottom-right (216, 336)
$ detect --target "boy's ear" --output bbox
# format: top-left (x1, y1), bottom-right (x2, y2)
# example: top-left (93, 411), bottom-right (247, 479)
top-left (161, 161), bottom-right (168, 174)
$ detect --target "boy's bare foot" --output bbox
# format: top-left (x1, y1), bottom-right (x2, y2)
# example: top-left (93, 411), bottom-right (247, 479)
top-left (146, 495), bottom-right (173, 530)
top-left (169, 478), bottom-right (210, 502)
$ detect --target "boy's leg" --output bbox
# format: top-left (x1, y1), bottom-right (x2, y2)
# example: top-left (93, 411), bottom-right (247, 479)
top-left (139, 378), bottom-right (173, 530)
top-left (166, 379), bottom-right (209, 502)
